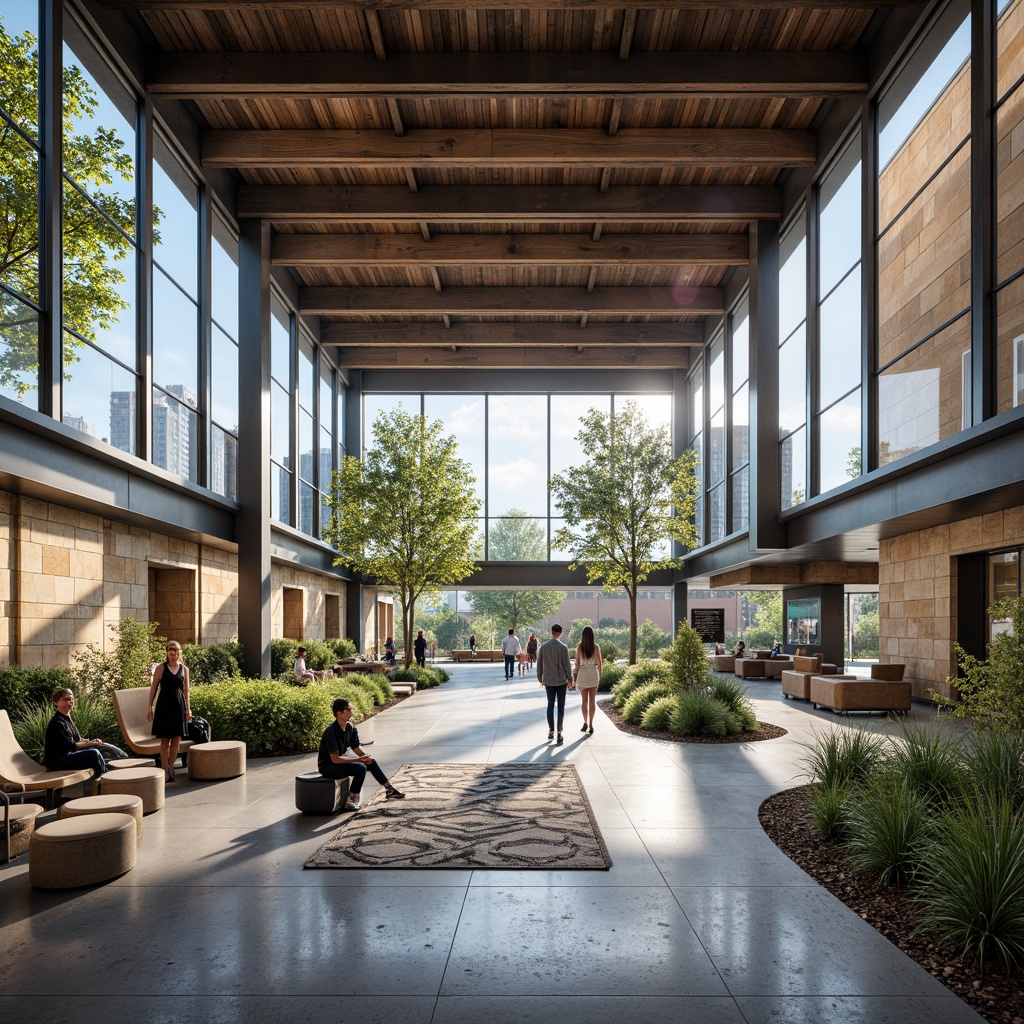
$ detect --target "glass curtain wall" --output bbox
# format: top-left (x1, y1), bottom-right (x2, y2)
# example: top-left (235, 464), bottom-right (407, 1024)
top-left (816, 132), bottom-right (863, 494)
top-left (0, 0), bottom-right (42, 405)
top-left (707, 334), bottom-right (726, 543)
top-left (210, 213), bottom-right (238, 499)
top-left (730, 299), bottom-right (750, 533)
top-left (779, 213), bottom-right (808, 509)
top-left (876, 2), bottom-right (972, 463)
top-left (270, 295), bottom-right (291, 524)
top-left (996, 0), bottom-right (1024, 411)
top-left (365, 392), bottom-right (669, 560)
top-left (688, 362), bottom-right (704, 548)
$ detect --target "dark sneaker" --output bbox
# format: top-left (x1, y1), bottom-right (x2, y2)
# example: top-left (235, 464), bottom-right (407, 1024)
top-left (385, 786), bottom-right (406, 799)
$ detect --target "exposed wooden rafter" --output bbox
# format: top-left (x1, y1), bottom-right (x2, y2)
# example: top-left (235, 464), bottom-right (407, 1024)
top-left (146, 51), bottom-right (867, 100)
top-left (203, 127), bottom-right (816, 169)
top-left (98, 0), bottom-right (924, 11)
top-left (331, 346), bottom-right (689, 370)
top-left (319, 322), bottom-right (705, 347)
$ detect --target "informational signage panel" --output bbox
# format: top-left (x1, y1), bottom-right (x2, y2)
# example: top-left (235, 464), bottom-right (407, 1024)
top-left (691, 608), bottom-right (725, 644)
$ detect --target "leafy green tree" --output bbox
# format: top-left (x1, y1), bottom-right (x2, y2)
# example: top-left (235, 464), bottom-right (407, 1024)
top-left (665, 620), bottom-right (711, 692)
top-left (1, 21), bottom-right (137, 396)
top-left (325, 409), bottom-right (481, 668)
top-left (853, 610), bottom-right (879, 658)
top-left (638, 618), bottom-right (671, 658)
top-left (416, 605), bottom-right (472, 654)
top-left (740, 591), bottom-right (783, 651)
top-left (551, 400), bottom-right (698, 663)
top-left (470, 509), bottom-right (564, 634)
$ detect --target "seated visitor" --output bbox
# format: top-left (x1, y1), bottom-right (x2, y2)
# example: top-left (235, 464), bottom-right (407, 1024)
top-left (317, 698), bottom-right (405, 811)
top-left (384, 636), bottom-right (397, 664)
top-left (294, 647), bottom-right (324, 682)
top-left (43, 688), bottom-right (127, 781)
top-left (771, 642), bottom-right (782, 658)
top-left (734, 641), bottom-right (746, 658)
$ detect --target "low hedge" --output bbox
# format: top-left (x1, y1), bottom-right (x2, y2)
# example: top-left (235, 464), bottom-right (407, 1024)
top-left (182, 641), bottom-right (243, 684)
top-left (0, 667), bottom-right (76, 714)
top-left (270, 637), bottom-right (358, 676)
top-left (391, 666), bottom-right (448, 688)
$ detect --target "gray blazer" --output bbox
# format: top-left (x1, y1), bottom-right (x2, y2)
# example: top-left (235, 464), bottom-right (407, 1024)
top-left (536, 637), bottom-right (572, 688)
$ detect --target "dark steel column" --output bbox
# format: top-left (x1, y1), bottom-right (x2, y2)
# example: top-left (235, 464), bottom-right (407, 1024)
top-left (237, 219), bottom-right (272, 677)
top-left (748, 219), bottom-right (784, 550)
top-left (40, 0), bottom-right (62, 420)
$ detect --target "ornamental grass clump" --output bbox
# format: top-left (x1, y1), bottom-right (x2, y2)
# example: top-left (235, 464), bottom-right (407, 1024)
top-left (611, 661), bottom-right (673, 708)
top-left (709, 675), bottom-right (757, 732)
top-left (640, 694), bottom-right (677, 731)
top-left (811, 781), bottom-right (852, 842)
top-left (914, 791), bottom-right (1024, 970)
top-left (799, 727), bottom-right (889, 790)
top-left (843, 779), bottom-right (931, 888)
top-left (598, 663), bottom-right (628, 693)
top-left (621, 681), bottom-right (674, 725)
top-left (670, 689), bottom-right (729, 737)
top-left (882, 722), bottom-right (964, 808)
top-left (960, 728), bottom-right (1024, 810)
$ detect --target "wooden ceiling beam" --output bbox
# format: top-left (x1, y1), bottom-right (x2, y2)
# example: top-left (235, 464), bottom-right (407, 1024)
top-left (239, 184), bottom-right (781, 222)
top-left (320, 321), bottom-right (705, 347)
top-left (203, 127), bottom-right (815, 169)
top-left (332, 346), bottom-right (688, 370)
top-left (272, 231), bottom-right (748, 267)
top-left (149, 50), bottom-right (866, 99)
top-left (99, 1), bottom-right (926, 12)
top-left (299, 285), bottom-right (724, 316)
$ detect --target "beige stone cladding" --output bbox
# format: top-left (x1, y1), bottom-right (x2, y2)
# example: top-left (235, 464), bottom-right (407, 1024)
top-left (879, 505), bottom-right (1024, 700)
top-left (270, 562), bottom-right (346, 642)
top-left (0, 489), bottom-right (241, 668)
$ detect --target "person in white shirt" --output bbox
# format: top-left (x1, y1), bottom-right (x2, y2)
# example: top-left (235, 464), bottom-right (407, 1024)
top-left (500, 629), bottom-right (521, 680)
top-left (294, 647), bottom-right (325, 682)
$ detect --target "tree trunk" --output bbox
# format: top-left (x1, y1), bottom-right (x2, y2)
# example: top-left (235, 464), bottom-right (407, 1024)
top-left (403, 597), bottom-right (417, 668)
top-left (628, 583), bottom-right (638, 663)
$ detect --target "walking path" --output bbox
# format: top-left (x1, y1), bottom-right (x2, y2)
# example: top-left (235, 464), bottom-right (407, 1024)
top-left (0, 665), bottom-right (983, 1024)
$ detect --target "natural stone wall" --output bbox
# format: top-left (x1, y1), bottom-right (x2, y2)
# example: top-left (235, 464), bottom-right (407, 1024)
top-left (879, 505), bottom-right (1024, 699)
top-left (270, 561), bottom-right (346, 641)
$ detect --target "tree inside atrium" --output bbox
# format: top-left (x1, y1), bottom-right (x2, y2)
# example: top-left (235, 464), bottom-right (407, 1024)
top-left (325, 408), bottom-right (480, 668)
top-left (550, 400), bottom-right (698, 663)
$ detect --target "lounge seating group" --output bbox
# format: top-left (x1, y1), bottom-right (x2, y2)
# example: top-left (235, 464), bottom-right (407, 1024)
top-left (810, 663), bottom-right (911, 714)
top-left (0, 709), bottom-right (94, 810)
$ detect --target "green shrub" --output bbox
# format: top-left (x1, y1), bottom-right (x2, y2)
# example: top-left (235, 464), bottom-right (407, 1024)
top-left (883, 722), bottom-right (964, 807)
top-left (599, 641), bottom-right (620, 664)
top-left (270, 637), bottom-right (342, 675)
top-left (914, 792), bottom-right (1024, 970)
top-left (73, 617), bottom-right (165, 698)
top-left (844, 780), bottom-right (930, 888)
top-left (621, 681), bottom-right (674, 725)
top-left (350, 672), bottom-right (393, 706)
top-left (709, 676), bottom-right (757, 731)
top-left (670, 690), bottom-right (728, 737)
top-left (664, 620), bottom-right (711, 692)
top-left (319, 678), bottom-right (374, 719)
top-left (961, 729), bottom-right (1024, 810)
top-left (12, 693), bottom-right (121, 763)
top-left (811, 781), bottom-right (852, 842)
top-left (0, 667), bottom-right (75, 713)
top-left (189, 678), bottom-right (336, 757)
top-left (181, 641), bottom-right (243, 684)
top-left (270, 638), bottom-right (300, 677)
top-left (598, 663), bottom-right (627, 693)
top-left (611, 661), bottom-right (672, 707)
top-left (391, 666), bottom-right (446, 689)
top-left (799, 728), bottom-right (889, 789)
top-left (327, 637), bottom-right (357, 660)
top-left (640, 694), bottom-right (677, 731)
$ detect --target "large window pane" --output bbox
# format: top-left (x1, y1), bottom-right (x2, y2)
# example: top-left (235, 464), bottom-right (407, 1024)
top-left (779, 326), bottom-right (806, 437)
top-left (0, 1), bottom-right (39, 137)
top-left (320, 426), bottom-right (332, 488)
top-left (730, 467), bottom-right (749, 533)
top-left (819, 140), bottom-right (862, 298)
top-left (819, 271), bottom-right (862, 410)
top-left (270, 297), bottom-right (290, 385)
top-left (1, 130), bottom-right (39, 303)
top-left (424, 394), bottom-right (484, 502)
top-left (152, 138), bottom-right (198, 299)
top-left (996, 274), bottom-right (1024, 411)
top-left (709, 409), bottom-right (725, 488)
top-left (63, 183), bottom-right (136, 368)
top-left (709, 482), bottom-right (726, 543)
top-left (879, 147), bottom-right (971, 368)
top-left (878, 314), bottom-right (971, 465)
top-left (62, 21), bottom-right (136, 229)
top-left (708, 341), bottom-right (725, 416)
top-left (488, 394), bottom-right (547, 518)
top-left (298, 408), bottom-right (314, 483)
top-left (487, 517), bottom-right (548, 560)
top-left (731, 382), bottom-right (749, 472)
top-left (781, 427), bottom-right (806, 509)
top-left (731, 302), bottom-right (749, 390)
top-left (153, 268), bottom-right (198, 394)
top-left (779, 220), bottom-right (807, 343)
top-left (271, 463), bottom-right (290, 525)
top-left (271, 381), bottom-right (290, 466)
top-left (0, 291), bottom-right (39, 405)
top-left (550, 393), bottom-right (610, 479)
top-left (298, 335), bottom-right (314, 413)
top-left (211, 423), bottom-right (237, 501)
top-left (364, 393), bottom-right (418, 445)
top-left (299, 481), bottom-right (315, 537)
top-left (153, 387), bottom-right (198, 482)
top-left (62, 337), bottom-right (135, 454)
top-left (211, 325), bottom-right (238, 432)
top-left (622, 392), bottom-right (671, 431)
top-left (211, 216), bottom-right (238, 339)
top-left (818, 391), bottom-right (861, 493)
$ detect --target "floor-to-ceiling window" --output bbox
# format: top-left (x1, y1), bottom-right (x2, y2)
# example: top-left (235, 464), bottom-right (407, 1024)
top-left (876, 1), bottom-right (971, 463)
top-left (688, 362), bottom-right (705, 548)
top-left (778, 212), bottom-right (808, 509)
top-left (210, 212), bottom-right (238, 499)
top-left (729, 298), bottom-right (750, 533)
top-left (270, 295), bottom-right (292, 524)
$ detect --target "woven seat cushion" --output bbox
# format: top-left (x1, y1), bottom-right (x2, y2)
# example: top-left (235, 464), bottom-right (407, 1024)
top-left (100, 767), bottom-right (165, 814)
top-left (60, 793), bottom-right (144, 839)
top-left (30, 813), bottom-right (137, 889)
top-left (188, 740), bottom-right (246, 780)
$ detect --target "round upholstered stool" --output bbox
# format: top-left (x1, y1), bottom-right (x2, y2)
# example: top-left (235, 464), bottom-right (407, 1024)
top-left (29, 813), bottom-right (137, 889)
top-left (3, 803), bottom-right (44, 859)
top-left (60, 793), bottom-right (144, 840)
top-left (106, 757), bottom-right (157, 770)
top-left (295, 771), bottom-right (350, 814)
top-left (188, 740), bottom-right (246, 780)
top-left (99, 766), bottom-right (165, 814)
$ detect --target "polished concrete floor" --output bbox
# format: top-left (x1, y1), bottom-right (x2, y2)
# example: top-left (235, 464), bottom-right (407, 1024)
top-left (0, 665), bottom-right (983, 1024)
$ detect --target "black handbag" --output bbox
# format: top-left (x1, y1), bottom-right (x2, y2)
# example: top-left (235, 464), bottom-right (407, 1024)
top-left (187, 716), bottom-right (212, 743)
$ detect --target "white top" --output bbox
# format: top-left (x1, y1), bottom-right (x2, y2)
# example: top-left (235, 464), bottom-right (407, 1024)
top-left (501, 634), bottom-right (521, 656)
top-left (294, 657), bottom-right (308, 676)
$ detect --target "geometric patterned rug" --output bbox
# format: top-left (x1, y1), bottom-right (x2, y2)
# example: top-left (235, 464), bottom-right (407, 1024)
top-left (304, 762), bottom-right (612, 869)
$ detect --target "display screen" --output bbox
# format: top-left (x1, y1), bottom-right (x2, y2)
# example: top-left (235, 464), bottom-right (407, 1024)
top-left (786, 597), bottom-right (821, 645)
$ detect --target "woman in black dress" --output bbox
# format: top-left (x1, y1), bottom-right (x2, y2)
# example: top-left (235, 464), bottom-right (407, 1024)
top-left (146, 640), bottom-right (192, 782)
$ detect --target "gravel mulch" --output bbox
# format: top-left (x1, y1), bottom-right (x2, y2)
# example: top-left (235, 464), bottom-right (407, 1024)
top-left (759, 785), bottom-right (1023, 1024)
top-left (597, 696), bottom-right (787, 743)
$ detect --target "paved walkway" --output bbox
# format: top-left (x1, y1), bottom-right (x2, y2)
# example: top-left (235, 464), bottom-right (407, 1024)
top-left (0, 665), bottom-right (983, 1024)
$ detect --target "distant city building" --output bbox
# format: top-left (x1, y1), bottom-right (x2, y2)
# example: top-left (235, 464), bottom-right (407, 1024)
top-left (62, 414), bottom-right (96, 438)
top-left (108, 391), bottom-right (136, 454)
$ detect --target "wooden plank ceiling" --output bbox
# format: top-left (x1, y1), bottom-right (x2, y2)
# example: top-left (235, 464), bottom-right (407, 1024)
top-left (105, 0), bottom-right (893, 371)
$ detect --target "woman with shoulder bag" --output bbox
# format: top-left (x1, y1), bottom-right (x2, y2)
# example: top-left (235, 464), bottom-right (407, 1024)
top-left (573, 625), bottom-right (603, 735)
top-left (146, 640), bottom-right (192, 782)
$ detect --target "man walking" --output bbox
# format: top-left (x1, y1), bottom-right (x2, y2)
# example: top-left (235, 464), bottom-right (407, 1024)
top-left (414, 630), bottom-right (427, 668)
top-left (501, 628), bottom-right (521, 680)
top-left (536, 624), bottom-right (574, 744)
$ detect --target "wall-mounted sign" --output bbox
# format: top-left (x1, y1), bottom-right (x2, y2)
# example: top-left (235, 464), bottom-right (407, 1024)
top-left (691, 608), bottom-right (725, 644)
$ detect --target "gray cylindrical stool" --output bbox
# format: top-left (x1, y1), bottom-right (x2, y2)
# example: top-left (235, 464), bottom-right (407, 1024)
top-left (107, 757), bottom-right (157, 770)
top-left (187, 740), bottom-right (246, 780)
top-left (30, 813), bottom-right (137, 889)
top-left (60, 793), bottom-right (144, 839)
top-left (295, 771), bottom-right (350, 814)
top-left (99, 766), bottom-right (165, 814)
